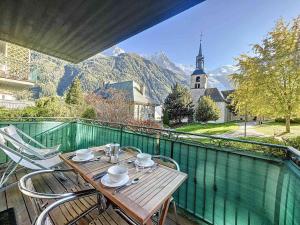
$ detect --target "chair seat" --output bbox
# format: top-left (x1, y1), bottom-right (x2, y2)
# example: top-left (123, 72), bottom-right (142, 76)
top-left (89, 207), bottom-right (130, 225)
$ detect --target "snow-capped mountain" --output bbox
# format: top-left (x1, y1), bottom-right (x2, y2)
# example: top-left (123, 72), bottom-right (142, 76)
top-left (177, 64), bottom-right (194, 76)
top-left (148, 51), bottom-right (237, 90)
top-left (102, 45), bottom-right (126, 57)
top-left (206, 65), bottom-right (238, 90)
top-left (147, 52), bottom-right (183, 74)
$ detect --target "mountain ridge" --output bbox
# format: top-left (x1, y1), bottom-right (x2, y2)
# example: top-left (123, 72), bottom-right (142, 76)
top-left (32, 46), bottom-right (236, 103)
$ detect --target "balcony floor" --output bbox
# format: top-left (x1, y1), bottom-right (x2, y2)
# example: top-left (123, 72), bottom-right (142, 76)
top-left (0, 165), bottom-right (203, 225)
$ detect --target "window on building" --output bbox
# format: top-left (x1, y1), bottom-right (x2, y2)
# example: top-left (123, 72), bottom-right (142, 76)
top-left (196, 76), bottom-right (200, 82)
top-left (194, 84), bottom-right (197, 89)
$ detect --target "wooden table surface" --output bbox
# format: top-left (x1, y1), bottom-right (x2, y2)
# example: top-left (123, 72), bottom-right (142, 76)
top-left (60, 149), bottom-right (187, 225)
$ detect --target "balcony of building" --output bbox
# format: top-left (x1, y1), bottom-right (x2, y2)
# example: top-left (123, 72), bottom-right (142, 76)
top-left (0, 118), bottom-right (299, 225)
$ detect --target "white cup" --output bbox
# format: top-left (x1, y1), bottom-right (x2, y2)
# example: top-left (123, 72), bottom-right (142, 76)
top-left (76, 149), bottom-right (92, 160)
top-left (137, 153), bottom-right (151, 164)
top-left (107, 165), bottom-right (128, 183)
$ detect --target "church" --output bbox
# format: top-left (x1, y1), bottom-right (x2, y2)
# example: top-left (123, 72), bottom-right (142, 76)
top-left (190, 40), bottom-right (236, 123)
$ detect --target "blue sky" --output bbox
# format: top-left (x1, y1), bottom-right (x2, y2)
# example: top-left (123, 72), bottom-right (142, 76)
top-left (116, 0), bottom-right (300, 70)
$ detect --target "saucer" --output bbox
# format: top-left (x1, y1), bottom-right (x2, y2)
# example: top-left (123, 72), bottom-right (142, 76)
top-left (101, 174), bottom-right (129, 187)
top-left (134, 159), bottom-right (155, 168)
top-left (72, 154), bottom-right (94, 162)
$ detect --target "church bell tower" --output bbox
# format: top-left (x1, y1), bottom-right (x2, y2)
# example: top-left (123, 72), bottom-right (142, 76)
top-left (190, 36), bottom-right (208, 104)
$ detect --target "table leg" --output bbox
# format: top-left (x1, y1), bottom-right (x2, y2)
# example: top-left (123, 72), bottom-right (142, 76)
top-left (145, 220), bottom-right (154, 225)
top-left (158, 198), bottom-right (171, 225)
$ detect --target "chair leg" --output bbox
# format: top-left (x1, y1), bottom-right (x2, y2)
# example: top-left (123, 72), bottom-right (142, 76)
top-left (97, 193), bottom-right (107, 213)
top-left (172, 200), bottom-right (178, 225)
top-left (0, 160), bottom-right (18, 188)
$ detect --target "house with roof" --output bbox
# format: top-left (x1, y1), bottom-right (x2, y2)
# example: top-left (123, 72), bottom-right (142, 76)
top-left (95, 80), bottom-right (159, 121)
top-left (190, 40), bottom-right (236, 123)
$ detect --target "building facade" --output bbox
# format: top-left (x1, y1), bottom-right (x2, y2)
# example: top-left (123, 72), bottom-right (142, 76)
top-left (190, 40), bottom-right (236, 123)
top-left (96, 80), bottom-right (159, 121)
top-left (0, 41), bottom-right (34, 108)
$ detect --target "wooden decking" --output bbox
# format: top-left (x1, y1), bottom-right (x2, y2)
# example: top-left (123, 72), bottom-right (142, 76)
top-left (0, 167), bottom-right (201, 225)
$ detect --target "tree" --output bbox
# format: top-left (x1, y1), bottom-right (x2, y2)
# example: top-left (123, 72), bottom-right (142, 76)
top-left (65, 77), bottom-right (84, 105)
top-left (85, 89), bottom-right (133, 123)
top-left (231, 17), bottom-right (300, 133)
top-left (162, 108), bottom-right (170, 126)
top-left (163, 83), bottom-right (194, 123)
top-left (195, 96), bottom-right (220, 122)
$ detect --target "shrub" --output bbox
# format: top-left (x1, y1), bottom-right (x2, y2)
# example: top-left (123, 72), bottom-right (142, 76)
top-left (284, 136), bottom-right (300, 150)
top-left (82, 107), bottom-right (97, 119)
top-left (275, 118), bottom-right (300, 124)
top-left (195, 96), bottom-right (220, 122)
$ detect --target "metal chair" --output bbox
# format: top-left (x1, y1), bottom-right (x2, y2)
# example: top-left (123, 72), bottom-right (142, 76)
top-left (0, 141), bottom-right (63, 190)
top-left (120, 146), bottom-right (142, 154)
top-left (19, 169), bottom-right (135, 225)
top-left (19, 169), bottom-right (107, 225)
top-left (152, 155), bottom-right (180, 225)
top-left (0, 125), bottom-right (60, 159)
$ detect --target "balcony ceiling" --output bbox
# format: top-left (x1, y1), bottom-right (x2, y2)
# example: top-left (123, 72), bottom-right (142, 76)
top-left (0, 0), bottom-right (204, 63)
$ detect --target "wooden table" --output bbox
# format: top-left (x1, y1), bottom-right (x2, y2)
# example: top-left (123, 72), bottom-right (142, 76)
top-left (60, 150), bottom-right (187, 225)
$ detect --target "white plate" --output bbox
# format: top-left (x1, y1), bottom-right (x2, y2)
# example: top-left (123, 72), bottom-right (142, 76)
top-left (134, 159), bottom-right (155, 168)
top-left (72, 154), bottom-right (94, 162)
top-left (101, 174), bottom-right (129, 187)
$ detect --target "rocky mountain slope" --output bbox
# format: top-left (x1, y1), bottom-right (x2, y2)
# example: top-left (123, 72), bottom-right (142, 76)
top-left (32, 46), bottom-right (236, 103)
top-left (32, 50), bottom-right (187, 103)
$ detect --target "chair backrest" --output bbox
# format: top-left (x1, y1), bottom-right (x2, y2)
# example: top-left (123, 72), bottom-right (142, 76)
top-left (152, 155), bottom-right (180, 171)
top-left (0, 126), bottom-right (45, 158)
top-left (0, 135), bottom-right (45, 170)
top-left (4, 125), bottom-right (27, 145)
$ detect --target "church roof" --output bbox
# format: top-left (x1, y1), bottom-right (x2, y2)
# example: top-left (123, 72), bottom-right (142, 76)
top-left (221, 90), bottom-right (234, 100)
top-left (204, 88), bottom-right (225, 102)
top-left (192, 69), bottom-right (206, 75)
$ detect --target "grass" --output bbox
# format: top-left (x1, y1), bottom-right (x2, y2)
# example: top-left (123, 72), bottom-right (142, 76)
top-left (253, 122), bottom-right (300, 138)
top-left (175, 122), bottom-right (239, 135)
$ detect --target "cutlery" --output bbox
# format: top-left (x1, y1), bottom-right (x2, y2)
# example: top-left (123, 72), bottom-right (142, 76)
top-left (92, 171), bottom-right (107, 180)
top-left (67, 154), bottom-right (76, 159)
top-left (113, 178), bottom-right (139, 194)
top-left (81, 156), bottom-right (102, 164)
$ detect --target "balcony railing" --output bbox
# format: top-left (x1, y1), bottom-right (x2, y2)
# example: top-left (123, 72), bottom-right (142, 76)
top-left (0, 99), bottom-right (34, 109)
top-left (0, 117), bottom-right (299, 225)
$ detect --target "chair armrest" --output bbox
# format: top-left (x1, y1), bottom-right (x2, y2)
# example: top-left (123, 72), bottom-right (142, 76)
top-left (35, 189), bottom-right (98, 225)
top-left (18, 169), bottom-right (76, 199)
top-left (152, 155), bottom-right (180, 171)
top-left (120, 146), bottom-right (142, 154)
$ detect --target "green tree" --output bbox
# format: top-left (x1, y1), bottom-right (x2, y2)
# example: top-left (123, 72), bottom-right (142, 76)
top-left (195, 96), bottom-right (220, 122)
top-left (82, 107), bottom-right (97, 119)
top-left (162, 108), bottom-right (170, 126)
top-left (163, 83), bottom-right (194, 123)
top-left (231, 17), bottom-right (300, 133)
top-left (65, 77), bottom-right (84, 105)
top-left (36, 96), bottom-right (73, 117)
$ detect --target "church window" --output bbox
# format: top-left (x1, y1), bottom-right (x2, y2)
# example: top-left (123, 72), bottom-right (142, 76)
top-left (194, 84), bottom-right (197, 89)
top-left (196, 76), bottom-right (200, 82)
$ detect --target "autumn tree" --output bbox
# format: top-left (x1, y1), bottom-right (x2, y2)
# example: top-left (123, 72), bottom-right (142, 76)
top-left (163, 83), bottom-right (194, 123)
top-left (231, 17), bottom-right (300, 133)
top-left (85, 89), bottom-right (133, 123)
top-left (65, 77), bottom-right (84, 105)
top-left (195, 96), bottom-right (220, 122)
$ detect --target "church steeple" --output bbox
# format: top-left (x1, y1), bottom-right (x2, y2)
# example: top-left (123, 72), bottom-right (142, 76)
top-left (196, 35), bottom-right (205, 72)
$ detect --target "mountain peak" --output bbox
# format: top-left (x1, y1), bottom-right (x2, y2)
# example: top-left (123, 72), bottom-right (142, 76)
top-left (102, 45), bottom-right (126, 57)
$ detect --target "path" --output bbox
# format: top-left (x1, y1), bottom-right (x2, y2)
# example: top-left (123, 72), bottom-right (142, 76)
top-left (216, 121), bottom-right (265, 138)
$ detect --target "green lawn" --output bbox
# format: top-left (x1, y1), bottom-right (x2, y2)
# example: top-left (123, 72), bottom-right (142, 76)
top-left (253, 122), bottom-right (300, 138)
top-left (175, 122), bottom-right (239, 135)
